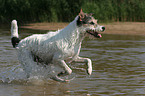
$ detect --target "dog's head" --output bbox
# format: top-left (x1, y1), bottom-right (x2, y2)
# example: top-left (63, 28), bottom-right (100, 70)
top-left (77, 9), bottom-right (105, 38)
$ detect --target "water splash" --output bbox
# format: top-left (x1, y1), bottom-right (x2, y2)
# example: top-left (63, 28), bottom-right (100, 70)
top-left (0, 63), bottom-right (66, 84)
top-left (0, 64), bottom-right (27, 83)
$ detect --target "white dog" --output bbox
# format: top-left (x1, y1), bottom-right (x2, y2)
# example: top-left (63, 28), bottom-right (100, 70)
top-left (11, 9), bottom-right (105, 82)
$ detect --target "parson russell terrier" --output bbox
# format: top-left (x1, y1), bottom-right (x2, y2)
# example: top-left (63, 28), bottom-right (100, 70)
top-left (10, 9), bottom-right (105, 82)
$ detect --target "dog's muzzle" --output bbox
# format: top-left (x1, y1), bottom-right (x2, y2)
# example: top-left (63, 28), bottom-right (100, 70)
top-left (86, 26), bottom-right (105, 38)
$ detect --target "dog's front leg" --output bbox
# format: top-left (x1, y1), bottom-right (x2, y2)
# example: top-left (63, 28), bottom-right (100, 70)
top-left (52, 57), bottom-right (72, 76)
top-left (73, 56), bottom-right (92, 75)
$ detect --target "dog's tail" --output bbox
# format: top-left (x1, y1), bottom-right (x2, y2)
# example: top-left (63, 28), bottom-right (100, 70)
top-left (11, 20), bottom-right (20, 48)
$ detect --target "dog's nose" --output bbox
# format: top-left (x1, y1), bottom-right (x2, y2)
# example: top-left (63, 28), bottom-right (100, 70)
top-left (102, 26), bottom-right (105, 31)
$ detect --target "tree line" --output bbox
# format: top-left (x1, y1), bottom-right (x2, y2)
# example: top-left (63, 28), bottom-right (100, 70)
top-left (0, 0), bottom-right (145, 24)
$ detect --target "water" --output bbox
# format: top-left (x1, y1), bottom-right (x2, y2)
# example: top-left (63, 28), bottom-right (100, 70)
top-left (1, 27), bottom-right (145, 96)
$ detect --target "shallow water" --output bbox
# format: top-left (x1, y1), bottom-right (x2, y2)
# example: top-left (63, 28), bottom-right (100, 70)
top-left (0, 27), bottom-right (145, 96)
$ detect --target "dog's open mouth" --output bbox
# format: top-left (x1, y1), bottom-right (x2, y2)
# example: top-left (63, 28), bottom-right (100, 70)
top-left (86, 29), bottom-right (102, 38)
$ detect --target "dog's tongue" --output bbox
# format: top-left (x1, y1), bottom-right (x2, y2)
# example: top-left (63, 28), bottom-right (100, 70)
top-left (98, 34), bottom-right (102, 38)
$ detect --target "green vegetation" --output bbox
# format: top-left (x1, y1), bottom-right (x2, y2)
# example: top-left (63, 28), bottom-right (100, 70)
top-left (0, 0), bottom-right (145, 24)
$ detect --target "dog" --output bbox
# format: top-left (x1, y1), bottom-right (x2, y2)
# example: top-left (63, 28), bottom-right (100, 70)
top-left (10, 9), bottom-right (105, 82)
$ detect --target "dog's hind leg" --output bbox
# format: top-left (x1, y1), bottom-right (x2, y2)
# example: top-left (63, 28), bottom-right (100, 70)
top-left (57, 60), bottom-right (72, 77)
top-left (48, 59), bottom-right (72, 82)
top-left (18, 50), bottom-right (71, 82)
top-left (52, 56), bottom-right (72, 77)
top-left (50, 75), bottom-right (70, 82)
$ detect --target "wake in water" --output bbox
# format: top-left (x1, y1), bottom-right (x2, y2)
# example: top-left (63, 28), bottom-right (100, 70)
top-left (0, 63), bottom-right (75, 84)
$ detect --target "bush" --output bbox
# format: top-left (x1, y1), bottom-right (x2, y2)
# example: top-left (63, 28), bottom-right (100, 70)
top-left (0, 0), bottom-right (144, 24)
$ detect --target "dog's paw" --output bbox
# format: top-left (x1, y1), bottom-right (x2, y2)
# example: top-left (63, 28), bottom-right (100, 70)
top-left (87, 68), bottom-right (92, 75)
top-left (50, 76), bottom-right (72, 83)
top-left (57, 71), bottom-right (68, 77)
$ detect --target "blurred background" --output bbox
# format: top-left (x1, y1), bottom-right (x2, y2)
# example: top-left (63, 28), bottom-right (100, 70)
top-left (0, 0), bottom-right (145, 24)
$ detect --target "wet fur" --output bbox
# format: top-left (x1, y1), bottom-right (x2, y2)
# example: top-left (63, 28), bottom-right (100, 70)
top-left (10, 10), bottom-right (105, 82)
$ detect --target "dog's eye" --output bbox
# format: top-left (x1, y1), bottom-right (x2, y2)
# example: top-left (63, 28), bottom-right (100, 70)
top-left (90, 22), bottom-right (95, 25)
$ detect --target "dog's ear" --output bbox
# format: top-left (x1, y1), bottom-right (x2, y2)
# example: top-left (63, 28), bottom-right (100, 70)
top-left (88, 13), bottom-right (94, 17)
top-left (79, 9), bottom-right (85, 21)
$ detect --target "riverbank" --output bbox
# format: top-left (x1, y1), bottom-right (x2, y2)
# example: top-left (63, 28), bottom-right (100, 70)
top-left (20, 22), bottom-right (145, 36)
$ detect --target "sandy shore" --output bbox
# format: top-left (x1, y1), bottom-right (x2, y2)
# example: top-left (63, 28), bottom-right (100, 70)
top-left (21, 22), bottom-right (145, 36)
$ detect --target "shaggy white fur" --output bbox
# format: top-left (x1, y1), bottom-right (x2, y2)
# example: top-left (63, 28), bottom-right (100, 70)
top-left (11, 11), bottom-right (105, 82)
top-left (11, 20), bottom-right (19, 38)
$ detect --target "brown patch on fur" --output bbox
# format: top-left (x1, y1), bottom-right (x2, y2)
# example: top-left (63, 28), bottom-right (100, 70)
top-left (79, 9), bottom-right (85, 21)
